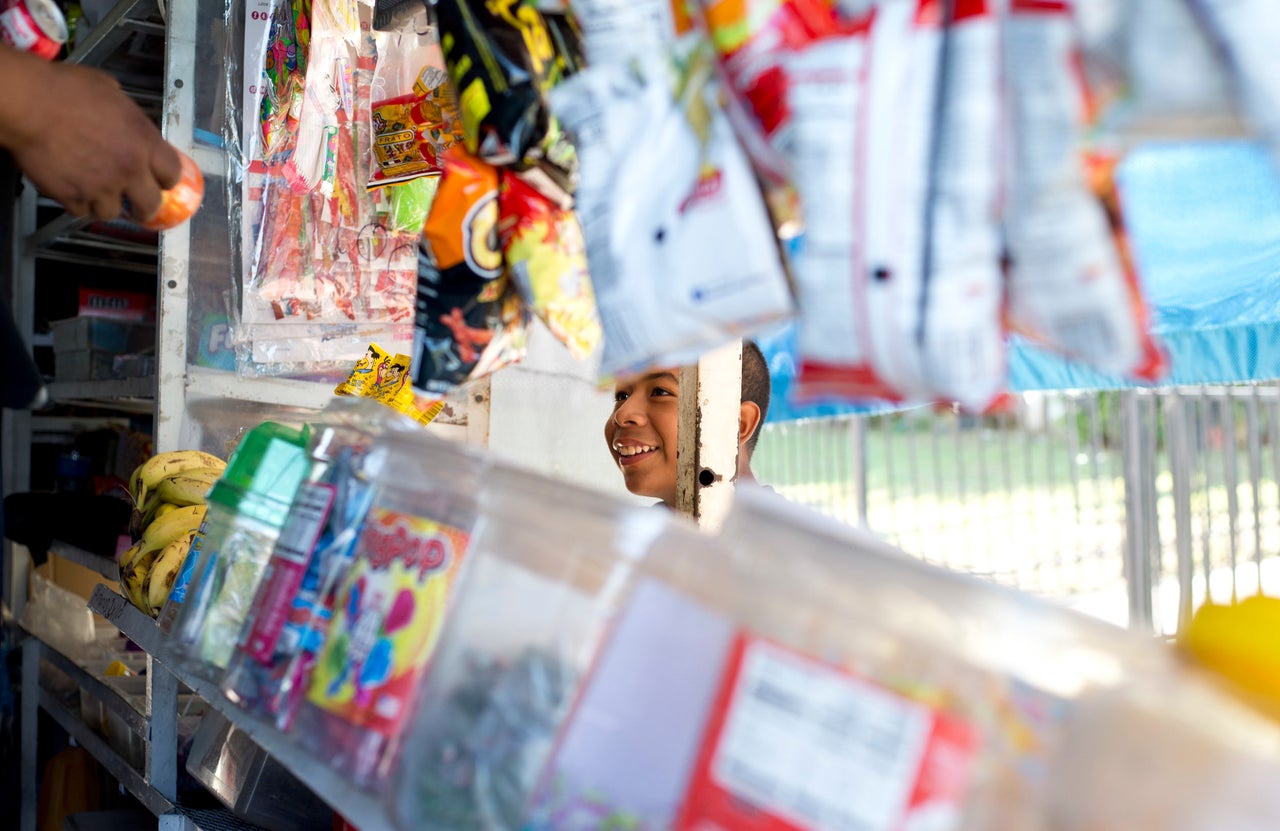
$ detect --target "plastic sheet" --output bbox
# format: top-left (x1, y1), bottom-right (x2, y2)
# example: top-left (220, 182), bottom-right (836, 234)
top-left (226, 0), bottom-right (423, 377)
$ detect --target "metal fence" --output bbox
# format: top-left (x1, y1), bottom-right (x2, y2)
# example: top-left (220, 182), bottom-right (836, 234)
top-left (754, 385), bottom-right (1280, 636)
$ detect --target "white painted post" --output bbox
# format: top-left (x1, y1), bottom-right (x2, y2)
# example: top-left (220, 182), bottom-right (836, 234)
top-left (676, 341), bottom-right (743, 532)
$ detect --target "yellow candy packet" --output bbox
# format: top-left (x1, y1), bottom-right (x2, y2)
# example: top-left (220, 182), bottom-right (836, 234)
top-left (335, 344), bottom-right (445, 426)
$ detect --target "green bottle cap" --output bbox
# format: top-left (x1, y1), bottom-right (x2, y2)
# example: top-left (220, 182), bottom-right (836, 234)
top-left (207, 422), bottom-right (312, 528)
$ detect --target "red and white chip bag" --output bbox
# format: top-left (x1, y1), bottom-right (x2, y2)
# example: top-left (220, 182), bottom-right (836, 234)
top-left (793, 0), bottom-right (1006, 412)
top-left (1002, 0), bottom-right (1166, 382)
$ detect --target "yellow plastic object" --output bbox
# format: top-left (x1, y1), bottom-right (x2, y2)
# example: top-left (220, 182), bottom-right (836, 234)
top-left (104, 660), bottom-right (133, 677)
top-left (1181, 595), bottom-right (1280, 717)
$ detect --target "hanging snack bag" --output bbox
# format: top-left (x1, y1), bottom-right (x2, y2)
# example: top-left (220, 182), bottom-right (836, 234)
top-left (549, 47), bottom-right (794, 376)
top-left (433, 0), bottom-right (578, 198)
top-left (335, 343), bottom-right (447, 424)
top-left (369, 30), bottom-right (466, 188)
top-left (412, 147), bottom-right (529, 395)
top-left (498, 174), bottom-right (601, 360)
top-left (790, 0), bottom-right (1006, 411)
top-left (291, 433), bottom-right (485, 790)
top-left (568, 0), bottom-right (680, 67)
top-left (1186, 0), bottom-right (1280, 167)
top-left (1002, 0), bottom-right (1166, 382)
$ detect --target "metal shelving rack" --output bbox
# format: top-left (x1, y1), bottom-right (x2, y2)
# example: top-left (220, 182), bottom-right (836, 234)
top-left (76, 583), bottom-right (395, 830)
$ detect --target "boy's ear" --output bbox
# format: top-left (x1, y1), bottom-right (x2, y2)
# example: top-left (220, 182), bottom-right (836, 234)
top-left (738, 401), bottom-right (762, 449)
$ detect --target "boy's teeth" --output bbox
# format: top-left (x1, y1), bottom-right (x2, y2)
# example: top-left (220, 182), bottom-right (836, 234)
top-left (618, 445), bottom-right (656, 457)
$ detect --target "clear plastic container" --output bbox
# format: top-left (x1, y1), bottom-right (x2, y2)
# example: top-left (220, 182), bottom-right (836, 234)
top-left (289, 431), bottom-right (489, 791)
top-left (389, 462), bottom-right (679, 831)
top-left (220, 421), bottom-right (387, 721)
top-left (692, 487), bottom-right (1280, 831)
top-left (487, 482), bottom-right (1280, 831)
top-left (165, 421), bottom-right (312, 681)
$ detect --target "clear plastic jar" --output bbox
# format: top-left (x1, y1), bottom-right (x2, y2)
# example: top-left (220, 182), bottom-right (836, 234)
top-left (289, 431), bottom-right (488, 790)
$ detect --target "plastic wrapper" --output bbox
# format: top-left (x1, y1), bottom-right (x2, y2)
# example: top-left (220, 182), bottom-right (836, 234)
top-left (549, 46), bottom-right (795, 377)
top-left (788, 0), bottom-right (1004, 411)
top-left (390, 463), bottom-right (679, 831)
top-left (165, 422), bottom-right (313, 681)
top-left (385, 174), bottom-right (439, 233)
top-left (334, 343), bottom-right (447, 424)
top-left (568, 0), bottom-right (680, 67)
top-left (373, 0), bottom-right (424, 31)
top-left (1001, 0), bottom-right (1166, 383)
top-left (695, 0), bottom-right (836, 204)
top-left (1186, 0), bottom-right (1280, 168)
top-left (699, 488), bottom-right (1280, 830)
top-left (411, 148), bottom-right (530, 396)
top-left (497, 175), bottom-right (601, 360)
top-left (369, 28), bottom-right (465, 188)
top-left (494, 480), bottom-right (1280, 831)
top-left (291, 432), bottom-right (487, 790)
top-left (433, 0), bottom-right (579, 201)
top-left (230, 0), bottom-right (422, 376)
top-left (220, 422), bottom-right (386, 721)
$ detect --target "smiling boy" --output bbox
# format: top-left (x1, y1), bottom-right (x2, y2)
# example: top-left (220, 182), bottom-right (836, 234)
top-left (604, 341), bottom-right (771, 508)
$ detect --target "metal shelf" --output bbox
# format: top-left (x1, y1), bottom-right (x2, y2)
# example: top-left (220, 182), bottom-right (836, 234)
top-left (88, 584), bottom-right (399, 831)
top-left (47, 376), bottom-right (156, 413)
top-left (32, 631), bottom-right (149, 739)
top-left (184, 367), bottom-right (338, 410)
top-left (38, 691), bottom-right (267, 831)
top-left (37, 688), bottom-right (174, 816)
top-left (89, 584), bottom-right (163, 655)
top-left (49, 540), bottom-right (120, 581)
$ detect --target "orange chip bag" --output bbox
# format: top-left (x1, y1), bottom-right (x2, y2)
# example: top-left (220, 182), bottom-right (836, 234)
top-left (413, 148), bottom-right (529, 395)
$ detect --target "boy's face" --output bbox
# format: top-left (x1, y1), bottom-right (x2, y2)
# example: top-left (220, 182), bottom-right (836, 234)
top-left (604, 369), bottom-right (680, 506)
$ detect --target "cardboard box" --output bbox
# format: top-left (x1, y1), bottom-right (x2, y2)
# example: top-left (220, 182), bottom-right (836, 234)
top-left (54, 350), bottom-right (119, 382)
top-left (77, 288), bottom-right (154, 322)
top-left (44, 552), bottom-right (120, 602)
top-left (51, 317), bottom-right (155, 354)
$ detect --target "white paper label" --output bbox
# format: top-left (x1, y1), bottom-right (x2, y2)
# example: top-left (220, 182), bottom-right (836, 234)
top-left (711, 640), bottom-right (933, 831)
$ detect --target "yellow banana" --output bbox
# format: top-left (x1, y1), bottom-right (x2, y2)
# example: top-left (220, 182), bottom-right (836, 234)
top-left (117, 542), bottom-right (145, 576)
top-left (136, 451), bottom-right (226, 499)
top-left (153, 503), bottom-right (180, 520)
top-left (146, 531), bottom-right (196, 616)
top-left (139, 504), bottom-right (206, 553)
top-left (153, 469), bottom-right (222, 507)
top-left (128, 460), bottom-right (148, 507)
top-left (120, 548), bottom-right (158, 613)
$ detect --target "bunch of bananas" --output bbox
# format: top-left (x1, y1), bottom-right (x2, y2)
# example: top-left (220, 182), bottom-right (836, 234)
top-left (119, 450), bottom-right (226, 617)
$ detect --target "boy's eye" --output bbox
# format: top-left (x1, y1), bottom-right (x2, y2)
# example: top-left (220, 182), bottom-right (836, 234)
top-left (613, 391), bottom-right (630, 404)
top-left (652, 387), bottom-right (674, 397)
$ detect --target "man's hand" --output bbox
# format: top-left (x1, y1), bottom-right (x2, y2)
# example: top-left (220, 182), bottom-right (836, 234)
top-left (0, 45), bottom-right (182, 221)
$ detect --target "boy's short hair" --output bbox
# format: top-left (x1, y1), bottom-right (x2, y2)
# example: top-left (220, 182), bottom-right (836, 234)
top-left (742, 340), bottom-right (770, 455)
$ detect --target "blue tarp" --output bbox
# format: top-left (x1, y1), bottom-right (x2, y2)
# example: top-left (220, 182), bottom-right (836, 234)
top-left (763, 140), bottom-right (1280, 423)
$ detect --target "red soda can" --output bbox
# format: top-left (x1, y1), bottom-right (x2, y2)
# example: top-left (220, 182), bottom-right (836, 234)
top-left (0, 0), bottom-right (68, 60)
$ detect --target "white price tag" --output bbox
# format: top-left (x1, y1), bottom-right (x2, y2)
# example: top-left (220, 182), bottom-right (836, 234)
top-left (712, 640), bottom-right (932, 831)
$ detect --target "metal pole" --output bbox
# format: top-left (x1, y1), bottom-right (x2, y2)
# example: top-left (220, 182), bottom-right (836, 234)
top-left (849, 416), bottom-right (868, 527)
top-left (1246, 387), bottom-right (1263, 585)
top-left (154, 0), bottom-right (198, 452)
top-left (675, 341), bottom-right (741, 532)
top-left (1121, 390), bottom-right (1154, 630)
top-left (1221, 392), bottom-right (1240, 601)
top-left (146, 655), bottom-right (180, 801)
top-left (21, 638), bottom-right (39, 831)
top-left (1167, 393), bottom-right (1195, 633)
